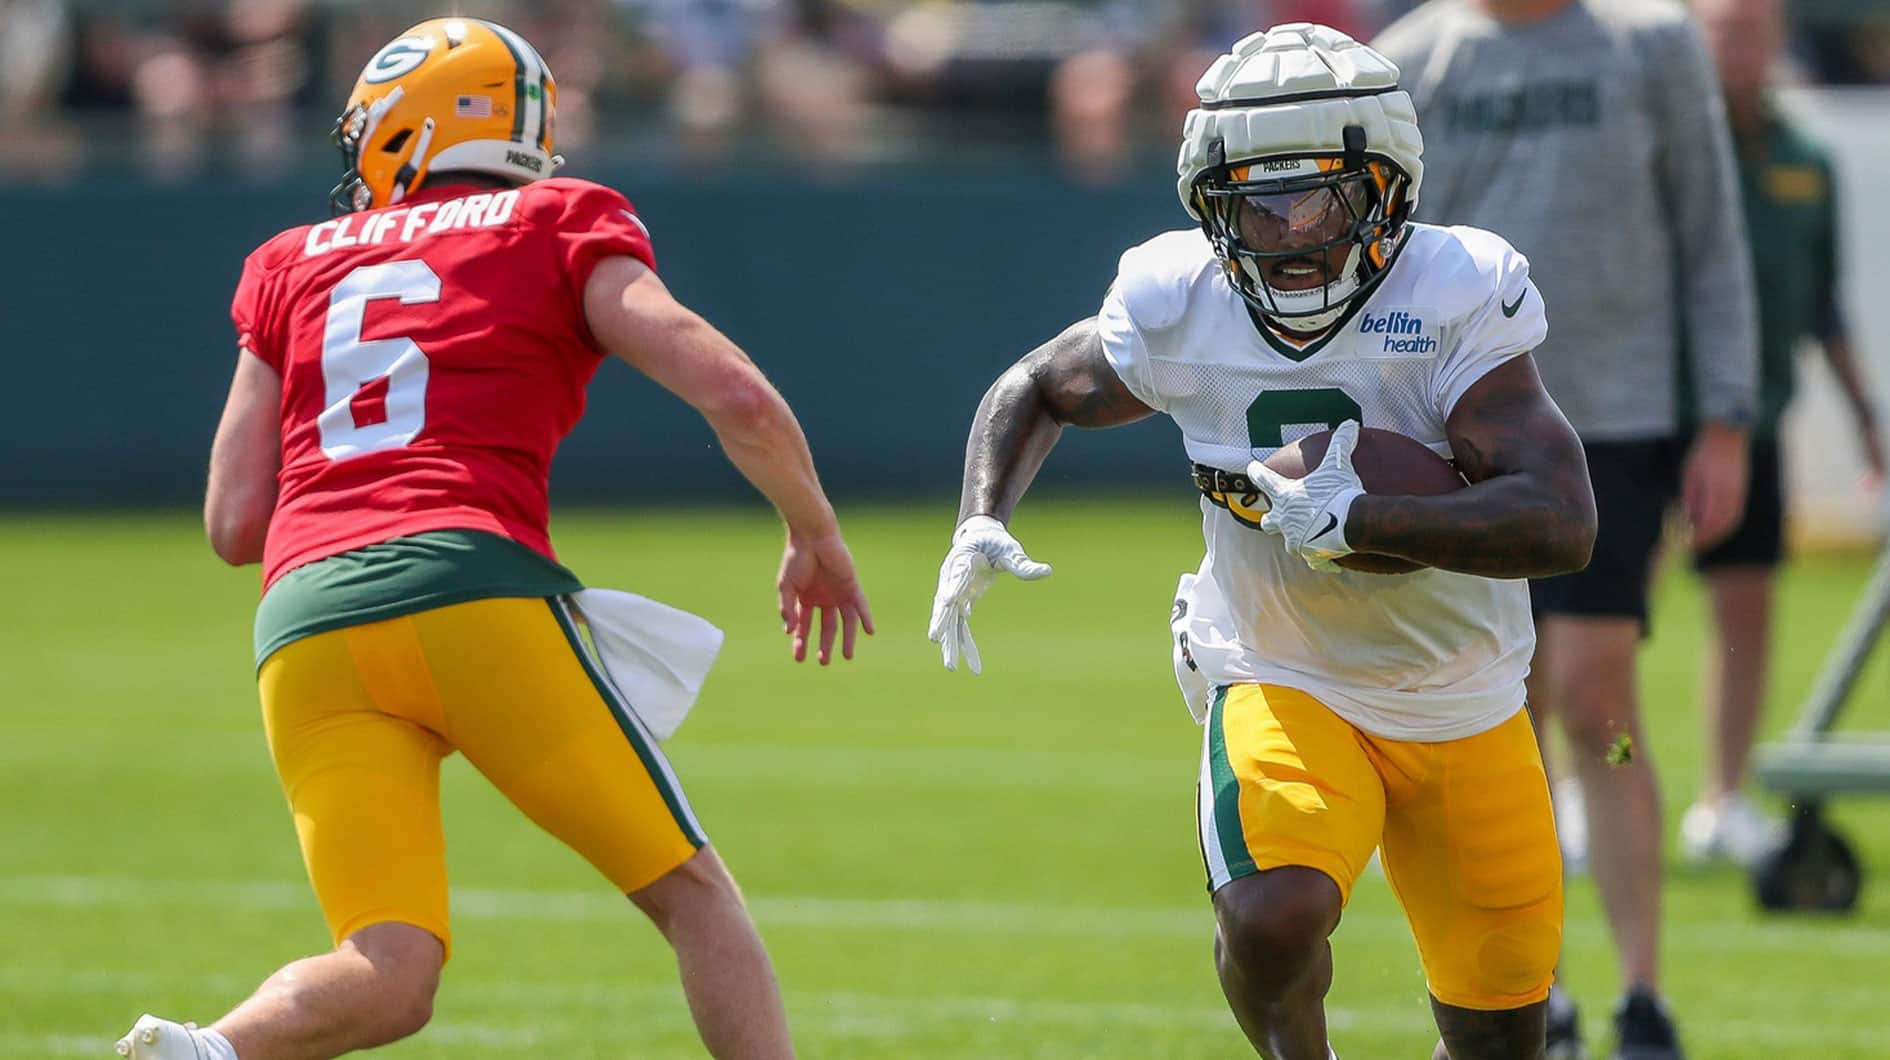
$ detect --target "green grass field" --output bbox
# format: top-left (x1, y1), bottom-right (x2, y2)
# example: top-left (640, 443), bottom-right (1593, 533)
top-left (4, 501), bottom-right (1889, 1058)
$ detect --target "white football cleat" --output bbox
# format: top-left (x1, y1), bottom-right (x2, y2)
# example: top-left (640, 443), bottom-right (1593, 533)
top-left (1680, 793), bottom-right (1781, 868)
top-left (114, 1015), bottom-right (208, 1059)
top-left (1552, 776), bottom-right (1589, 876)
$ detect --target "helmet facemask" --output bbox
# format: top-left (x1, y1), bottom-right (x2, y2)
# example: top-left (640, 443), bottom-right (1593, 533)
top-left (328, 104), bottom-right (372, 215)
top-left (328, 86), bottom-right (421, 215)
top-left (1193, 128), bottom-right (1412, 335)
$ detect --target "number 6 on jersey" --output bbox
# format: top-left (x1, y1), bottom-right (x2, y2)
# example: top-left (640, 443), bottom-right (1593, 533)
top-left (319, 260), bottom-right (440, 459)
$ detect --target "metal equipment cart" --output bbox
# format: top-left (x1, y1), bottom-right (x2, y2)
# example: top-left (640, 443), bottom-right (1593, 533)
top-left (1752, 549), bottom-right (1890, 911)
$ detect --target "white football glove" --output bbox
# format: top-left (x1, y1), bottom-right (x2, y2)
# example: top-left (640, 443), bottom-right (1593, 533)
top-left (1246, 419), bottom-right (1366, 572)
top-left (927, 515), bottom-right (1052, 674)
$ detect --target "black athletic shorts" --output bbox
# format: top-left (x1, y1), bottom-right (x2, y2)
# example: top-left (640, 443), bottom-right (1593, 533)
top-left (1692, 436), bottom-right (1783, 572)
top-left (1529, 438), bottom-right (1684, 628)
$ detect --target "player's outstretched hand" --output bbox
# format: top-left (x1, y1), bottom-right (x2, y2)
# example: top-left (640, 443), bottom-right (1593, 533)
top-left (1247, 419), bottom-right (1366, 572)
top-left (927, 516), bottom-right (1052, 675)
top-left (778, 529), bottom-right (874, 665)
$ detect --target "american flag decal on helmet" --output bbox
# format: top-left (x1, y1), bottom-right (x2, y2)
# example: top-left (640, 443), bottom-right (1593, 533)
top-left (455, 95), bottom-right (493, 118)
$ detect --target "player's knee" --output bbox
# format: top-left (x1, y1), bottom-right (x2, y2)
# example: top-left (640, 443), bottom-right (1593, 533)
top-left (1460, 920), bottom-right (1560, 1011)
top-left (341, 923), bottom-right (443, 1045)
top-left (1213, 868), bottom-right (1341, 994)
top-left (344, 957), bottom-right (438, 1045)
top-left (369, 979), bottom-right (437, 1044)
top-left (630, 846), bottom-right (741, 936)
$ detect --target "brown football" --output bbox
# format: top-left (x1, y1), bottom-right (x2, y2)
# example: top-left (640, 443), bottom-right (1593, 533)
top-left (1263, 427), bottom-right (1465, 574)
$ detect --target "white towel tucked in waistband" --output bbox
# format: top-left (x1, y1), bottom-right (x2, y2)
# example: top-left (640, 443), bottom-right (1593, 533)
top-left (567, 588), bottom-right (724, 741)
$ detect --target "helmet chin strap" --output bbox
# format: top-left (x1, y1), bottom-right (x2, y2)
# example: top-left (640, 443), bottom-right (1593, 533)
top-left (1239, 244), bottom-right (1363, 334)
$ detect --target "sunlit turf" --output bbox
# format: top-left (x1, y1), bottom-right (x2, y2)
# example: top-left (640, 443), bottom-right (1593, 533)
top-left (3, 502), bottom-right (1887, 1057)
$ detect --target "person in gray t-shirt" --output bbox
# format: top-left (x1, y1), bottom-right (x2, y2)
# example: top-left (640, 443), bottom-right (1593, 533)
top-left (1376, 2), bottom-right (1759, 1058)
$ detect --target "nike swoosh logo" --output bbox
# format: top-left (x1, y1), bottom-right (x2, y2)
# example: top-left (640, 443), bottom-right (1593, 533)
top-left (1310, 513), bottom-right (1340, 542)
top-left (1501, 290), bottom-right (1527, 318)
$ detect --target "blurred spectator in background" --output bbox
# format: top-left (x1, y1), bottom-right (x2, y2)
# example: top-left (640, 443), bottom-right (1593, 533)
top-left (754, 0), bottom-right (879, 171)
top-left (1677, 0), bottom-right (1885, 870)
top-left (8, 0), bottom-right (1890, 187)
top-left (1374, 1), bottom-right (1759, 1058)
top-left (625, 0), bottom-right (772, 163)
top-left (1799, 5), bottom-right (1890, 84)
top-left (209, 0), bottom-right (318, 177)
top-left (1050, 45), bottom-right (1136, 181)
top-left (54, 0), bottom-right (322, 179)
top-left (621, 0), bottom-right (882, 171)
top-left (1, 0), bottom-right (73, 124)
top-left (0, 0), bottom-right (81, 178)
top-left (1152, 0), bottom-right (1373, 129)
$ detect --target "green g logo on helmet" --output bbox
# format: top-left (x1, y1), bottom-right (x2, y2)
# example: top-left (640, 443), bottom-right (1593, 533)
top-left (364, 37), bottom-right (432, 84)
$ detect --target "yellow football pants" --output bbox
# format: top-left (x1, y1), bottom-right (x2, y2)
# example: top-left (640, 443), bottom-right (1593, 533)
top-left (257, 596), bottom-right (704, 955)
top-left (1199, 683), bottom-right (1563, 1010)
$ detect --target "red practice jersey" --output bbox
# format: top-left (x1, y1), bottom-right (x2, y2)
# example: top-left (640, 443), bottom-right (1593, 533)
top-left (231, 177), bottom-right (655, 587)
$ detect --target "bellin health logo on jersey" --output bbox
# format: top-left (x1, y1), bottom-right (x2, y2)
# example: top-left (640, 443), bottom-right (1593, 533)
top-left (1357, 310), bottom-right (1438, 354)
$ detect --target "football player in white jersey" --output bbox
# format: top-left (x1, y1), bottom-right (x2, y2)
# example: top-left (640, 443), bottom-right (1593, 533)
top-left (929, 24), bottom-right (1596, 1060)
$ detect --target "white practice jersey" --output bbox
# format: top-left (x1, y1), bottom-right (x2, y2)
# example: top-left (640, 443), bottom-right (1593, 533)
top-left (1099, 223), bottom-right (1547, 742)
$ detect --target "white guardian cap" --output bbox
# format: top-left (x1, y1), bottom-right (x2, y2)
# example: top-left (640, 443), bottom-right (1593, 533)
top-left (1177, 24), bottom-right (1424, 334)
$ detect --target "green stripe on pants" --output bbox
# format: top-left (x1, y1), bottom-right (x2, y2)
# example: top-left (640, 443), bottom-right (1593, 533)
top-left (1208, 686), bottom-right (1258, 880)
top-left (546, 599), bottom-right (706, 848)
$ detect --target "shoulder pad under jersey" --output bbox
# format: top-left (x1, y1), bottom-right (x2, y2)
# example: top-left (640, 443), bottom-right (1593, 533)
top-left (1112, 229), bottom-right (1220, 334)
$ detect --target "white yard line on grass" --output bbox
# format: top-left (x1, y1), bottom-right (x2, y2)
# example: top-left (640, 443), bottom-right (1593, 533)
top-left (4, 874), bottom-right (1888, 959)
top-left (0, 967), bottom-right (1417, 1041)
top-left (6, 968), bottom-right (1885, 1051)
top-left (0, 874), bottom-right (1216, 939)
top-left (0, 1023), bottom-right (545, 1058)
top-left (0, 1034), bottom-right (102, 1058)
top-left (1, 740), bottom-right (1184, 791)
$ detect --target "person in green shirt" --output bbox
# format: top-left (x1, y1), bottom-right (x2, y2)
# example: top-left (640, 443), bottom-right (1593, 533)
top-left (1682, 0), bottom-right (1885, 868)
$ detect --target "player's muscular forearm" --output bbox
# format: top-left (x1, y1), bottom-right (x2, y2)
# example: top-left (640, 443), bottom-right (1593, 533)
top-left (708, 376), bottom-right (841, 536)
top-left (959, 318), bottom-right (1155, 522)
top-left (1344, 354), bottom-right (1596, 578)
top-left (585, 256), bottom-right (838, 538)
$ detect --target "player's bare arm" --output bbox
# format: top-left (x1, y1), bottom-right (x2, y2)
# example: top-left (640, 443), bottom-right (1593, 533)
top-left (1342, 352), bottom-right (1596, 578)
top-left (929, 318), bottom-right (1154, 674)
top-left (958, 317), bottom-right (1156, 522)
top-left (583, 254), bottom-right (873, 663)
top-left (204, 349), bottom-right (282, 566)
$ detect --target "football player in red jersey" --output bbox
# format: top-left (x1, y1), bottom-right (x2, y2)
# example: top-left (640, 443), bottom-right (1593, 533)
top-left (116, 18), bottom-right (869, 1060)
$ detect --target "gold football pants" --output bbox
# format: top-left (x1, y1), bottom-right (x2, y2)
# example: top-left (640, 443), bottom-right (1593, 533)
top-left (258, 596), bottom-right (704, 955)
top-left (1199, 683), bottom-right (1562, 1010)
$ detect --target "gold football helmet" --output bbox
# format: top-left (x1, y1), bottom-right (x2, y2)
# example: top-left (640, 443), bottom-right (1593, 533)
top-left (330, 17), bottom-right (560, 213)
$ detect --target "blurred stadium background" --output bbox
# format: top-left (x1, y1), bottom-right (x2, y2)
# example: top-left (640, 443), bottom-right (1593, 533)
top-left (4, 1), bottom-right (1890, 1057)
